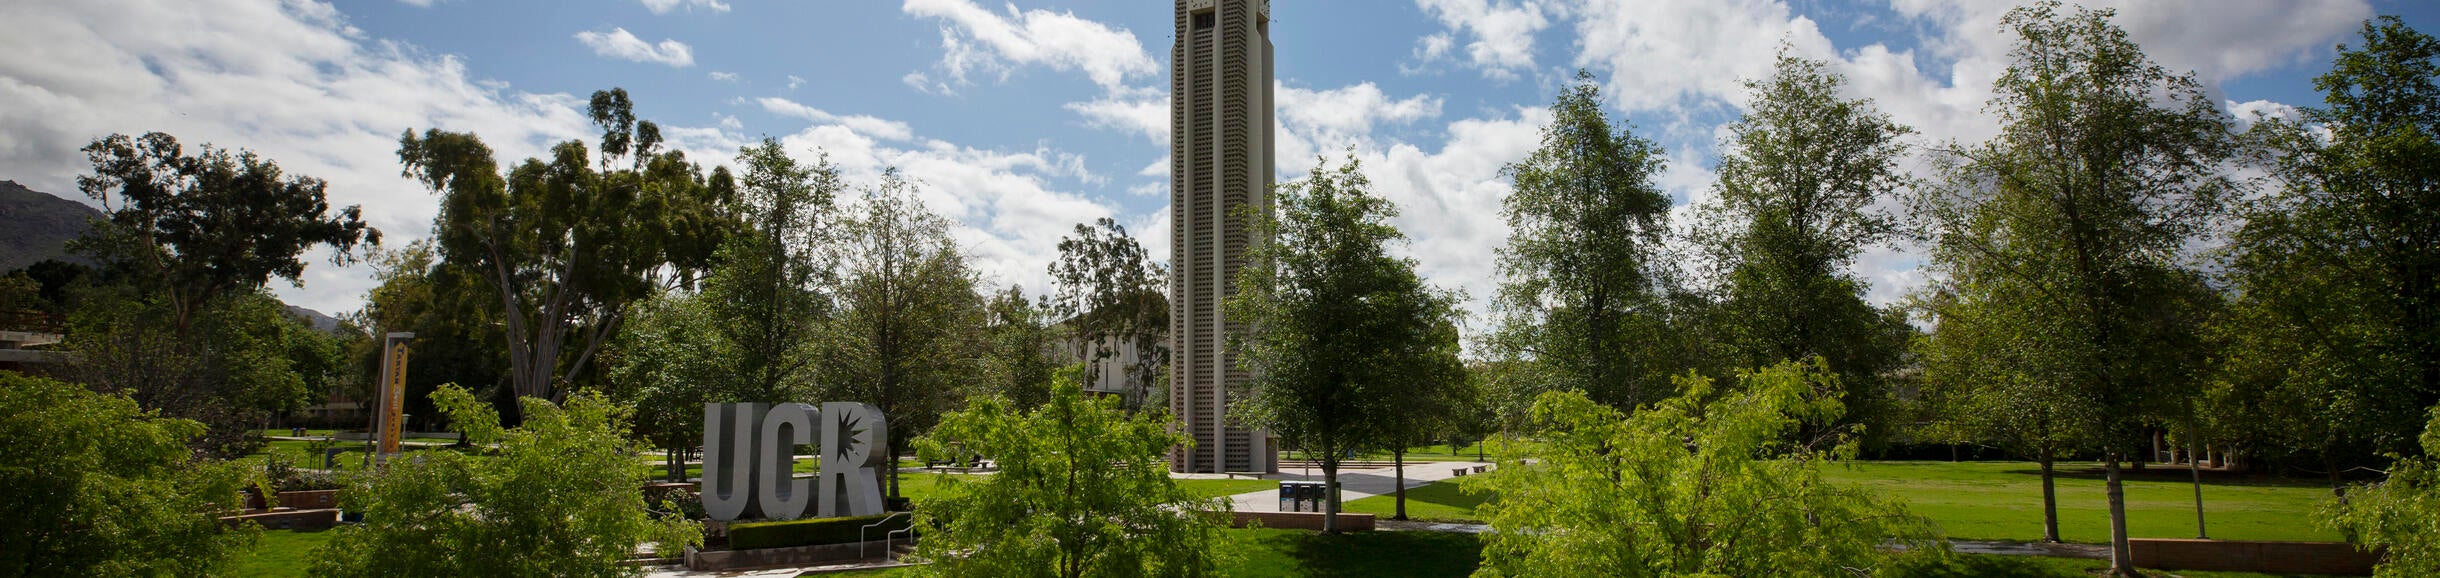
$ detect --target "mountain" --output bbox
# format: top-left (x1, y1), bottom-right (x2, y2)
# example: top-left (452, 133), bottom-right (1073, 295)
top-left (0, 180), bottom-right (99, 271)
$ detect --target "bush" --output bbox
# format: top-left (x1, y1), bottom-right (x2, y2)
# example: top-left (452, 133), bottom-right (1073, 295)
top-left (0, 370), bottom-right (261, 576)
top-left (727, 514), bottom-right (911, 550)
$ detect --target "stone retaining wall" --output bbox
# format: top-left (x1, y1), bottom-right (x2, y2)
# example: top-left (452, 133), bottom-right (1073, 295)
top-left (2130, 538), bottom-right (2381, 576)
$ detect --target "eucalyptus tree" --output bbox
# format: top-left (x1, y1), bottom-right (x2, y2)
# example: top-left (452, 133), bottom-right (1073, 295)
top-left (1494, 70), bottom-right (1680, 411)
top-left (1697, 51), bottom-right (1916, 442)
top-left (396, 88), bottom-right (733, 405)
top-left (1047, 218), bottom-right (1169, 409)
top-left (1230, 156), bottom-right (1459, 533)
top-left (1911, 3), bottom-right (2238, 572)
top-left (820, 170), bottom-right (985, 501)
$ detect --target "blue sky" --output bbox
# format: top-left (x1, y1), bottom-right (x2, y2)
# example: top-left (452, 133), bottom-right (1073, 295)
top-left (4, 0), bottom-right (2436, 328)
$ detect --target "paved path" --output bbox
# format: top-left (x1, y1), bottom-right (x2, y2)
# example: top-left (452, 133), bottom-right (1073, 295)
top-left (1222, 461), bottom-right (1494, 512)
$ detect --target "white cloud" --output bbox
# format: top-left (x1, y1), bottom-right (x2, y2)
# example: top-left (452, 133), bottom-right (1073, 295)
top-left (1413, 0), bottom-right (1551, 80)
top-left (787, 75), bottom-right (807, 90)
top-left (1065, 90), bottom-right (1169, 142)
top-left (900, 0), bottom-right (1158, 93)
top-left (0, 0), bottom-right (595, 315)
top-left (397, 0), bottom-right (436, 7)
top-left (2226, 98), bottom-right (2302, 131)
top-left (708, 71), bottom-right (738, 82)
top-left (757, 97), bottom-right (916, 142)
top-left (1273, 82), bottom-right (1445, 165)
top-left (573, 27), bottom-right (694, 67)
top-left (641, 0), bottom-right (730, 15)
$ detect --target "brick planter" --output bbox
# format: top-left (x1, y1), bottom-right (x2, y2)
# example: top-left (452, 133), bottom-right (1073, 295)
top-left (2129, 538), bottom-right (2383, 576)
top-left (685, 539), bottom-right (897, 571)
top-left (1231, 511), bottom-right (1376, 532)
top-left (221, 508), bottom-right (340, 531)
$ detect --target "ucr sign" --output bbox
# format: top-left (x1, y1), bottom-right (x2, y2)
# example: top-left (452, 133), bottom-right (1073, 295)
top-left (700, 402), bottom-right (890, 521)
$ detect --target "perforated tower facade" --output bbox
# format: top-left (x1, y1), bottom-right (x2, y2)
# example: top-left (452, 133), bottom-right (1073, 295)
top-left (1169, 0), bottom-right (1276, 474)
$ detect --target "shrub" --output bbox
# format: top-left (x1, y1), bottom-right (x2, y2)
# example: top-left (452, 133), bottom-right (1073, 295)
top-left (727, 515), bottom-right (911, 550)
top-left (0, 370), bottom-right (261, 576)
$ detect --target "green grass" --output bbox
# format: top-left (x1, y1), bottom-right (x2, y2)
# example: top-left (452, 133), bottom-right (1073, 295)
top-left (1221, 528), bottom-right (1482, 577)
top-left (228, 529), bottom-right (333, 578)
top-left (1339, 478), bottom-right (1491, 523)
top-left (1817, 461), bottom-right (2340, 544)
top-left (1886, 552), bottom-right (2326, 578)
top-left (1335, 460), bottom-right (2342, 545)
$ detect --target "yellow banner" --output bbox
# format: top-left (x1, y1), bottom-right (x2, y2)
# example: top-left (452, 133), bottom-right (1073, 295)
top-left (379, 340), bottom-right (411, 455)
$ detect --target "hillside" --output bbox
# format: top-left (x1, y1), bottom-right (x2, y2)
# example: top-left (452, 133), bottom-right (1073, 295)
top-left (0, 180), bottom-right (99, 271)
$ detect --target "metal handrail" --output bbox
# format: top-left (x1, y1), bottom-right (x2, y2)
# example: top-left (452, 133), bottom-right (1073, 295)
top-left (887, 526), bottom-right (914, 561)
top-left (860, 511), bottom-right (913, 559)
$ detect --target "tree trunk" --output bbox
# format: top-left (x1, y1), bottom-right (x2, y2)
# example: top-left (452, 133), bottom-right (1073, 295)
top-left (1393, 447), bottom-right (1407, 521)
top-left (2106, 456), bottom-right (2135, 576)
top-left (2187, 411), bottom-right (2207, 539)
top-left (2040, 449), bottom-right (2062, 544)
top-left (887, 438), bottom-right (901, 501)
top-left (1321, 458), bottom-right (1342, 534)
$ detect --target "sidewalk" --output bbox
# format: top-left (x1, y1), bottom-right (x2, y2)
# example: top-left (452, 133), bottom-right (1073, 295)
top-left (1223, 460), bottom-right (1493, 512)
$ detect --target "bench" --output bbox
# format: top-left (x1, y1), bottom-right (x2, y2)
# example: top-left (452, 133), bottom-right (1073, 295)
top-left (1223, 471), bottom-right (1265, 480)
top-left (1451, 467), bottom-right (1469, 477)
top-left (1473, 465), bottom-right (1488, 474)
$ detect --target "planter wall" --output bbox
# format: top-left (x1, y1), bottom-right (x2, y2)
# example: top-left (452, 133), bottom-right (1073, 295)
top-left (2129, 538), bottom-right (2382, 576)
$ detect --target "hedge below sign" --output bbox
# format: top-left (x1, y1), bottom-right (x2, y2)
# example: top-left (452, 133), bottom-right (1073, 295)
top-left (727, 514), bottom-right (912, 550)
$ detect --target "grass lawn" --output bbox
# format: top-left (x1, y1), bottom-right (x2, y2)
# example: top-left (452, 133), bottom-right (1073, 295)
top-left (1817, 461), bottom-right (2340, 544)
top-left (1336, 460), bottom-right (2342, 544)
top-left (229, 529), bottom-right (333, 578)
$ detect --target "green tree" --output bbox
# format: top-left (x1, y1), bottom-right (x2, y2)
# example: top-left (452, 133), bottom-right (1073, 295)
top-left (608, 289), bottom-right (724, 481)
top-left (1230, 156), bottom-right (1457, 533)
top-left (71, 131), bottom-right (376, 337)
top-left (351, 240), bottom-right (507, 430)
top-left (65, 286), bottom-right (339, 456)
top-left (1494, 70), bottom-right (1681, 411)
top-left (1465, 361), bottom-right (1938, 577)
top-left (821, 170), bottom-right (984, 501)
top-left (1697, 50), bottom-right (1916, 445)
top-left (0, 371), bottom-right (260, 576)
top-left (979, 286), bottom-right (1064, 411)
top-left (309, 384), bottom-right (700, 577)
top-left (911, 372), bottom-right (1232, 578)
top-left (1048, 218), bottom-right (1170, 409)
top-left (1377, 291), bottom-right (1467, 521)
top-left (1914, 286), bottom-right (2093, 543)
top-left (1911, 3), bottom-right (2237, 572)
top-left (2219, 15), bottom-right (2440, 475)
top-left (703, 138), bottom-right (839, 402)
top-left (2322, 404), bottom-right (2440, 577)
top-left (395, 88), bottom-right (732, 405)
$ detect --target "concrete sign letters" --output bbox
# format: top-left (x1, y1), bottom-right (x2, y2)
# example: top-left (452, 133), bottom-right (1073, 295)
top-left (701, 402), bottom-right (889, 521)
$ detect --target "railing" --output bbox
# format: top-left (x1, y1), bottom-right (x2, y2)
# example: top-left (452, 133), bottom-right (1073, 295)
top-left (860, 511), bottom-right (913, 560)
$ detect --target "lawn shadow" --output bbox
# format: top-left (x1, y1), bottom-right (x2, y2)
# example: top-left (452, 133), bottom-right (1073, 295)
top-left (1271, 530), bottom-right (1481, 578)
top-left (1990, 465), bottom-right (2339, 488)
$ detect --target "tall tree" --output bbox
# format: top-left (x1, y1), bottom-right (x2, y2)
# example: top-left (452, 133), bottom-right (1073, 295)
top-left (352, 241), bottom-right (507, 428)
top-left (1697, 50), bottom-right (1916, 443)
top-left (820, 170), bottom-right (984, 501)
top-left (2219, 15), bottom-right (2440, 476)
top-left (978, 286), bottom-right (1064, 411)
top-left (1047, 218), bottom-right (1169, 409)
top-left (72, 131), bottom-right (376, 336)
top-left (1494, 70), bottom-right (1680, 411)
top-left (1231, 156), bottom-right (1457, 533)
top-left (702, 138), bottom-right (839, 402)
top-left (1912, 3), bottom-right (2238, 573)
top-left (1376, 295), bottom-right (1466, 521)
top-left (396, 88), bottom-right (731, 405)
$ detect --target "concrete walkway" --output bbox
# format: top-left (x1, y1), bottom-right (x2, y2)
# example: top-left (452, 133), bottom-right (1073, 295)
top-left (1222, 460), bottom-right (1494, 512)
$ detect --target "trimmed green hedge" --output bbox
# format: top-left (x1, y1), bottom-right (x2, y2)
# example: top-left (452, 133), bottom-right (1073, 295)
top-left (727, 514), bottom-right (912, 550)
